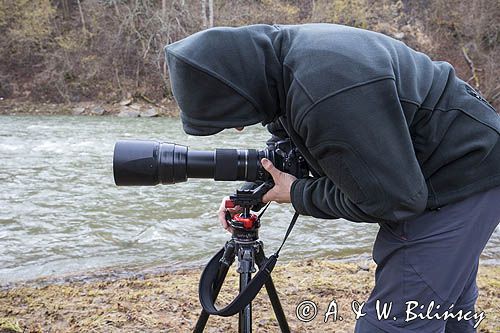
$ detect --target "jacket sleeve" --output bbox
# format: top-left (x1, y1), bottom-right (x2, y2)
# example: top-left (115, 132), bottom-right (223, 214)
top-left (290, 78), bottom-right (428, 223)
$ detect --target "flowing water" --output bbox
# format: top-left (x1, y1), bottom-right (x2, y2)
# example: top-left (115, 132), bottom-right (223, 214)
top-left (0, 115), bottom-right (498, 284)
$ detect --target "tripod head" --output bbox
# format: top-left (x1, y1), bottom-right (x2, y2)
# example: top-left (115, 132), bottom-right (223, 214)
top-left (224, 181), bottom-right (274, 241)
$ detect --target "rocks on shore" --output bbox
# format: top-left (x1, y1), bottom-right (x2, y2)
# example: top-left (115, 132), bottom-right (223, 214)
top-left (91, 106), bottom-right (106, 116)
top-left (117, 106), bottom-right (159, 118)
top-left (71, 99), bottom-right (164, 117)
top-left (119, 98), bottom-right (133, 106)
top-left (72, 107), bottom-right (85, 115)
top-left (141, 108), bottom-right (159, 117)
top-left (117, 107), bottom-right (141, 118)
top-left (1, 97), bottom-right (179, 117)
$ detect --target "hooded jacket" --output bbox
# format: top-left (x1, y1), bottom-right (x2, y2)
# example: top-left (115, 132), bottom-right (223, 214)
top-left (165, 24), bottom-right (500, 223)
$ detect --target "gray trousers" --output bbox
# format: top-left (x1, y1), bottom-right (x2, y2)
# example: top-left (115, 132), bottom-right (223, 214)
top-left (354, 186), bottom-right (500, 333)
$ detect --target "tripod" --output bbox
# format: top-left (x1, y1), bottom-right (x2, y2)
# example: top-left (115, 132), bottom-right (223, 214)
top-left (194, 186), bottom-right (291, 333)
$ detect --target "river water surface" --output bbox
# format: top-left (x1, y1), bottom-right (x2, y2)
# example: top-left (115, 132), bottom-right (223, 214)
top-left (1, 115), bottom-right (498, 284)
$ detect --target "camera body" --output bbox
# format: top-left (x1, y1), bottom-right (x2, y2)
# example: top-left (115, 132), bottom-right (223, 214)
top-left (113, 138), bottom-right (309, 186)
top-left (266, 138), bottom-right (309, 180)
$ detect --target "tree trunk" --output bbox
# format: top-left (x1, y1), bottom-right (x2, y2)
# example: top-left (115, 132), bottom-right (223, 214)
top-left (162, 0), bottom-right (167, 20)
top-left (201, 0), bottom-right (207, 29)
top-left (61, 0), bottom-right (70, 19)
top-left (76, 0), bottom-right (87, 33)
top-left (208, 0), bottom-right (214, 28)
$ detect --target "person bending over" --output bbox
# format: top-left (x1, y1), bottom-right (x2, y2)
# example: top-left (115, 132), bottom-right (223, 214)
top-left (165, 24), bottom-right (500, 332)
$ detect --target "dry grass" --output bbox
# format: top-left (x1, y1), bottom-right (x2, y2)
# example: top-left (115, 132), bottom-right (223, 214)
top-left (0, 259), bottom-right (498, 332)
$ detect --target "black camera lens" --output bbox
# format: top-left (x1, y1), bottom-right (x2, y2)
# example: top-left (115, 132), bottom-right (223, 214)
top-left (113, 140), bottom-right (271, 186)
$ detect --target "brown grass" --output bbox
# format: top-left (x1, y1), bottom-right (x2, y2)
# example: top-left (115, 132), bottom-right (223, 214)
top-left (0, 259), bottom-right (498, 332)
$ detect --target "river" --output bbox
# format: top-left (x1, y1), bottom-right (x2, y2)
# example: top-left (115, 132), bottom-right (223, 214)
top-left (0, 115), bottom-right (498, 284)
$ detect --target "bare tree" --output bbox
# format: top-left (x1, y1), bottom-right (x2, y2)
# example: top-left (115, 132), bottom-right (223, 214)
top-left (76, 0), bottom-right (87, 34)
top-left (208, 0), bottom-right (214, 28)
top-left (201, 0), bottom-right (214, 29)
top-left (162, 0), bottom-right (167, 20)
top-left (60, 0), bottom-right (71, 19)
top-left (201, 0), bottom-right (207, 29)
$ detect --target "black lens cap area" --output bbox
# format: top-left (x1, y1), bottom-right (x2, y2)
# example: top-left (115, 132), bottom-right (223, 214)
top-left (113, 140), bottom-right (160, 186)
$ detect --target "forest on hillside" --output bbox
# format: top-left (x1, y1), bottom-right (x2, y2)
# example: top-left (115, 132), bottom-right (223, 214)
top-left (0, 0), bottom-right (498, 110)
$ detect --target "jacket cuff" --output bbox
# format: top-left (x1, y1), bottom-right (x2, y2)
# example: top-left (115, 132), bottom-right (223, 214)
top-left (290, 178), bottom-right (311, 215)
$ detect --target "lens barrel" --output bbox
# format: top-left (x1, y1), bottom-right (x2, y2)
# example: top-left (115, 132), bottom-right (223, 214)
top-left (113, 140), bottom-right (268, 186)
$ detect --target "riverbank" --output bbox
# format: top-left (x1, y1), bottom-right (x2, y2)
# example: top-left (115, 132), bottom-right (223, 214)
top-left (0, 98), bottom-right (179, 117)
top-left (0, 259), bottom-right (498, 333)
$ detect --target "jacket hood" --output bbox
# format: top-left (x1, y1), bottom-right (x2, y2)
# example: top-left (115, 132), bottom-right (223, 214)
top-left (165, 25), bottom-right (283, 136)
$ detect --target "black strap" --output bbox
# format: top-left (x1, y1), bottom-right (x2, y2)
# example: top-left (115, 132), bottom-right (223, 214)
top-left (198, 211), bottom-right (299, 316)
top-left (275, 211), bottom-right (299, 256)
top-left (258, 202), bottom-right (271, 219)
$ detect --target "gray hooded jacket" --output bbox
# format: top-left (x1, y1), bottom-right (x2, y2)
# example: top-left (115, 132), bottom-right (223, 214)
top-left (165, 24), bottom-right (500, 223)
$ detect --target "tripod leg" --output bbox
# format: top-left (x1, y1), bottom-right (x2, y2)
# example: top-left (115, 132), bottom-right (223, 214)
top-left (194, 242), bottom-right (235, 333)
top-left (264, 276), bottom-right (290, 333)
top-left (238, 246), bottom-right (254, 333)
top-left (194, 262), bottom-right (231, 332)
top-left (239, 269), bottom-right (252, 333)
top-left (255, 247), bottom-right (290, 333)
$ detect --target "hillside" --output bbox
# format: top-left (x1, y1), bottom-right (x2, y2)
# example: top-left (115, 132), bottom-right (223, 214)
top-left (0, 0), bottom-right (498, 111)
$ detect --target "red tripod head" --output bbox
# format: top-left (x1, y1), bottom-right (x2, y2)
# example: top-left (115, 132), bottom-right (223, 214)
top-left (225, 199), bottom-right (259, 230)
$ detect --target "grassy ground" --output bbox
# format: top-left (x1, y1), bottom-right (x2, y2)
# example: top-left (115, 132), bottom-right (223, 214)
top-left (0, 259), bottom-right (498, 332)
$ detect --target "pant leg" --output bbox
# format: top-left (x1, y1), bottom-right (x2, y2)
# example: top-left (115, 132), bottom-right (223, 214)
top-left (444, 261), bottom-right (479, 333)
top-left (354, 186), bottom-right (500, 333)
top-left (354, 316), bottom-right (387, 333)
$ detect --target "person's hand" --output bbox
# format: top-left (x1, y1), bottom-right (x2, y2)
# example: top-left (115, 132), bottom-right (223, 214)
top-left (218, 196), bottom-right (242, 234)
top-left (261, 158), bottom-right (297, 204)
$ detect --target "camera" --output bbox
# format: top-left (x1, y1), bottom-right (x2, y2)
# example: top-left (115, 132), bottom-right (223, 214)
top-left (113, 138), bottom-right (309, 186)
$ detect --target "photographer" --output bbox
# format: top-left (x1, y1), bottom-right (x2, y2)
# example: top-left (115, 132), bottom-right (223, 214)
top-left (165, 24), bottom-right (500, 332)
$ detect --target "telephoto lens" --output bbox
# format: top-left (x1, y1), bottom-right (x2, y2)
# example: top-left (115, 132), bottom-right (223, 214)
top-left (113, 140), bottom-right (271, 186)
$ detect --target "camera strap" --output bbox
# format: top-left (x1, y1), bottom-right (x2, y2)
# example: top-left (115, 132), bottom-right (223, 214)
top-left (199, 210), bottom-right (300, 317)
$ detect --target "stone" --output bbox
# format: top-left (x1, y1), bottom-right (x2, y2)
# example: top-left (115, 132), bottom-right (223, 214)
top-left (140, 108), bottom-right (159, 117)
top-left (357, 262), bottom-right (370, 271)
top-left (91, 106), bottom-right (106, 116)
top-left (119, 98), bottom-right (133, 106)
top-left (72, 107), bottom-right (85, 115)
top-left (394, 32), bottom-right (405, 40)
top-left (117, 107), bottom-right (140, 117)
top-left (356, 270), bottom-right (370, 276)
top-left (401, 25), bottom-right (412, 33)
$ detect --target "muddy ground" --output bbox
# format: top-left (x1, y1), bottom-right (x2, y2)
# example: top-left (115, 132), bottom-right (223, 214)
top-left (0, 259), bottom-right (498, 333)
